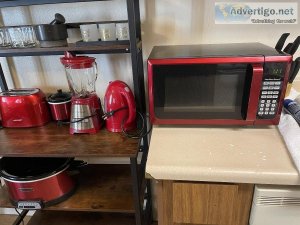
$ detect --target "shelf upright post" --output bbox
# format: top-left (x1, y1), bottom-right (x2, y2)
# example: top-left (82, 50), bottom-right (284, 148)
top-left (130, 157), bottom-right (143, 225)
top-left (126, 0), bottom-right (149, 150)
top-left (0, 63), bottom-right (9, 91)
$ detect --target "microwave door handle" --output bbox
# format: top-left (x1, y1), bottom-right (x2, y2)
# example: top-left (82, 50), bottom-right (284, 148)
top-left (246, 64), bottom-right (264, 121)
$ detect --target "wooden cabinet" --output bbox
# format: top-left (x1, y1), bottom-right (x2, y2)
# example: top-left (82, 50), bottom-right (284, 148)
top-left (157, 181), bottom-right (254, 225)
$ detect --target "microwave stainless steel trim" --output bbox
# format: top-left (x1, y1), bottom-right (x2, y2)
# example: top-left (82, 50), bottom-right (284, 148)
top-left (148, 43), bottom-right (292, 125)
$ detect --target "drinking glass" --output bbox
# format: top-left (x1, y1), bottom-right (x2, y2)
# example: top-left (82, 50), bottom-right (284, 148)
top-left (98, 23), bottom-right (116, 41)
top-left (116, 23), bottom-right (129, 40)
top-left (80, 24), bottom-right (99, 42)
top-left (8, 26), bottom-right (37, 48)
top-left (0, 28), bottom-right (11, 47)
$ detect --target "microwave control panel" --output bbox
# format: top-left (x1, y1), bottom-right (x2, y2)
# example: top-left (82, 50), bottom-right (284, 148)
top-left (257, 62), bottom-right (286, 119)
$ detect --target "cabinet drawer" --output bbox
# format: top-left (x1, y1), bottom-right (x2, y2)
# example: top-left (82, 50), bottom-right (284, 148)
top-left (173, 182), bottom-right (238, 225)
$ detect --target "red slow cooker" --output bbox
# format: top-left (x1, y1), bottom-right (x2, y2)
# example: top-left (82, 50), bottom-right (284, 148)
top-left (0, 157), bottom-right (77, 209)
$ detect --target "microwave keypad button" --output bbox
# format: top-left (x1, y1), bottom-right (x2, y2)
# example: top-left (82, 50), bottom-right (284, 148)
top-left (272, 100), bottom-right (277, 103)
top-left (270, 108), bottom-right (275, 111)
top-left (269, 81), bottom-right (275, 85)
top-left (260, 107), bottom-right (264, 111)
top-left (258, 112), bottom-right (264, 116)
top-left (272, 95), bottom-right (278, 98)
top-left (267, 91), bottom-right (273, 94)
top-left (266, 100), bottom-right (271, 103)
top-left (268, 86), bottom-right (274, 90)
top-left (275, 81), bottom-right (282, 85)
top-left (266, 103), bottom-right (271, 107)
top-left (267, 95), bottom-right (273, 98)
top-left (262, 86), bottom-right (269, 90)
top-left (274, 86), bottom-right (280, 90)
top-left (261, 95), bottom-right (266, 99)
top-left (262, 91), bottom-right (268, 95)
top-left (269, 112), bottom-right (276, 115)
top-left (273, 91), bottom-right (279, 94)
top-left (265, 112), bottom-right (269, 115)
top-left (263, 81), bottom-right (270, 85)
top-left (260, 104), bottom-right (265, 107)
top-left (265, 108), bottom-right (270, 111)
top-left (261, 100), bottom-right (266, 103)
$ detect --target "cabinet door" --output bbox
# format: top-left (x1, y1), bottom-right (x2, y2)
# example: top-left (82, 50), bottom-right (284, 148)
top-left (157, 181), bottom-right (254, 225)
top-left (173, 182), bottom-right (237, 225)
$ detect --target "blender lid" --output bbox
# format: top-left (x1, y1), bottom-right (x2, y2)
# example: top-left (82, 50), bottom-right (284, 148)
top-left (48, 89), bottom-right (72, 103)
top-left (60, 54), bottom-right (96, 69)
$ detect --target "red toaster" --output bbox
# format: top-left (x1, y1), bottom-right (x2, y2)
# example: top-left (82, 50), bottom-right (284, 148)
top-left (0, 88), bottom-right (51, 128)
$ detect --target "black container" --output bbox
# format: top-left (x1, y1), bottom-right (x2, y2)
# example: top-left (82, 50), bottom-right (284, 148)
top-left (34, 24), bottom-right (68, 47)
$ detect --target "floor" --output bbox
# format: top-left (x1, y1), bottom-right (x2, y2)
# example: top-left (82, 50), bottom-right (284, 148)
top-left (0, 214), bottom-right (157, 225)
top-left (0, 214), bottom-right (31, 225)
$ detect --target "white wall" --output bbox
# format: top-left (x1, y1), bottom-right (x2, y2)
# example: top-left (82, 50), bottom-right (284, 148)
top-left (0, 0), bottom-right (299, 98)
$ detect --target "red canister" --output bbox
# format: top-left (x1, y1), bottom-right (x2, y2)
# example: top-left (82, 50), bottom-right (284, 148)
top-left (47, 89), bottom-right (72, 121)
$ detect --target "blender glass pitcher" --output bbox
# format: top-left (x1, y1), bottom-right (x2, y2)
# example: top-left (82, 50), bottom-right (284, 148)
top-left (60, 52), bottom-right (98, 98)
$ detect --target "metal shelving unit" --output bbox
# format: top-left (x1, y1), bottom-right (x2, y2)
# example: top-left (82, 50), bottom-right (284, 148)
top-left (0, 1), bottom-right (151, 225)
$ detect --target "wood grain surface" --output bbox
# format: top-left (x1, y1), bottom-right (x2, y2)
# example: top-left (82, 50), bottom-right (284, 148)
top-left (0, 164), bottom-right (135, 213)
top-left (157, 181), bottom-right (254, 225)
top-left (0, 123), bottom-right (139, 157)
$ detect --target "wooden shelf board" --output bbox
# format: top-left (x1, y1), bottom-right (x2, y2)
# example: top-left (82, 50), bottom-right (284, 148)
top-left (0, 0), bottom-right (110, 8)
top-left (0, 164), bottom-right (135, 213)
top-left (0, 123), bottom-right (139, 158)
top-left (27, 211), bottom-right (135, 225)
top-left (0, 42), bottom-right (130, 57)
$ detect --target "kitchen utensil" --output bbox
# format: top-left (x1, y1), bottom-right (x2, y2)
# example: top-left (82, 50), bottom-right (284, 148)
top-left (98, 23), bottom-right (116, 41)
top-left (104, 80), bottom-right (136, 132)
top-left (289, 57), bottom-right (300, 83)
top-left (35, 13), bottom-right (68, 47)
top-left (0, 157), bottom-right (78, 209)
top-left (60, 52), bottom-right (103, 134)
top-left (288, 36), bottom-right (300, 55)
top-left (47, 89), bottom-right (72, 121)
top-left (80, 24), bottom-right (99, 42)
top-left (8, 26), bottom-right (37, 48)
top-left (116, 23), bottom-right (129, 40)
top-left (0, 27), bottom-right (11, 47)
top-left (275, 33), bottom-right (290, 51)
top-left (0, 88), bottom-right (50, 127)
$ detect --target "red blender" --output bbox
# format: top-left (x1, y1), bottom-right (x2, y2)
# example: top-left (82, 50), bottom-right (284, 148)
top-left (60, 52), bottom-right (102, 134)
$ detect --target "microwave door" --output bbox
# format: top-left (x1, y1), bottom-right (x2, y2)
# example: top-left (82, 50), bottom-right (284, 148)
top-left (153, 63), bottom-right (255, 120)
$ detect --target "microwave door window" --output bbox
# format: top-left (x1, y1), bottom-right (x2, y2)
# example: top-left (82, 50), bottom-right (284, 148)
top-left (153, 64), bottom-right (251, 120)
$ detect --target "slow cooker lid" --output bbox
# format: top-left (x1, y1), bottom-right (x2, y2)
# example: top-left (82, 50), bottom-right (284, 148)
top-left (0, 157), bottom-right (73, 181)
top-left (48, 89), bottom-right (72, 103)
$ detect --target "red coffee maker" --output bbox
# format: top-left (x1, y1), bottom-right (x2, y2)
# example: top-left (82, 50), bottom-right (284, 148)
top-left (60, 52), bottom-right (102, 134)
top-left (104, 80), bottom-right (136, 132)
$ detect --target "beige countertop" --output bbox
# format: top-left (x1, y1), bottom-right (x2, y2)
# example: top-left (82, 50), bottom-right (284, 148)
top-left (146, 81), bottom-right (300, 185)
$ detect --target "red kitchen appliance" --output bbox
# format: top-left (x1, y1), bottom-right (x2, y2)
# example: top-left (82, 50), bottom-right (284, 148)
top-left (104, 80), bottom-right (136, 132)
top-left (0, 157), bottom-right (76, 209)
top-left (60, 52), bottom-right (103, 134)
top-left (0, 88), bottom-right (50, 128)
top-left (47, 89), bottom-right (72, 121)
top-left (148, 43), bottom-right (293, 126)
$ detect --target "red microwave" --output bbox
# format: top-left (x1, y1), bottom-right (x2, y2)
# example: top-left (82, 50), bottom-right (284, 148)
top-left (148, 43), bottom-right (292, 125)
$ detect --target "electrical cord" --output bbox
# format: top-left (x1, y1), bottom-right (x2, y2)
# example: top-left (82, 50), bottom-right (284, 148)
top-left (57, 105), bottom-right (152, 139)
top-left (121, 111), bottom-right (153, 139)
top-left (14, 208), bottom-right (25, 225)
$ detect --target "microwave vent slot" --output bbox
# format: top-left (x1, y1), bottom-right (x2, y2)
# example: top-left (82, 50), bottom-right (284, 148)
top-left (255, 196), bottom-right (300, 206)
